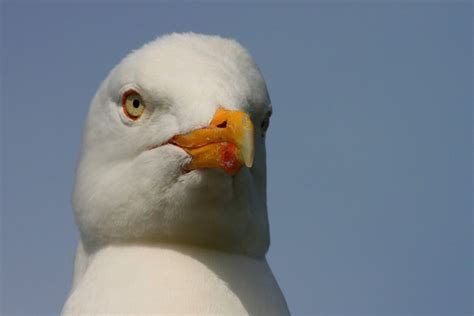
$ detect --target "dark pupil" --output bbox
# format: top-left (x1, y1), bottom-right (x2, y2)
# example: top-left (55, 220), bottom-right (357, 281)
top-left (132, 99), bottom-right (140, 108)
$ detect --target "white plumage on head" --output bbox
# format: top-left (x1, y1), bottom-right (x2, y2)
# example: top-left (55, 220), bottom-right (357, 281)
top-left (62, 32), bottom-right (289, 315)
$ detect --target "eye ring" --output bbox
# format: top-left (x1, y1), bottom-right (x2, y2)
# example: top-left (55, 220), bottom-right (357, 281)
top-left (122, 89), bottom-right (145, 120)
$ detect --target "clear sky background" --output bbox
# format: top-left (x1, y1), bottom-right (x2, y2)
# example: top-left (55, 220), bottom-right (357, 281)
top-left (1, 1), bottom-right (472, 315)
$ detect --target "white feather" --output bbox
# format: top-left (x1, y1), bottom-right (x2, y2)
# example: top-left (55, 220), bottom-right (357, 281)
top-left (63, 32), bottom-right (288, 315)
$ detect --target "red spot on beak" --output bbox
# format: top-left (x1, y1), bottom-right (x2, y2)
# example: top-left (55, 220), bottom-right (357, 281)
top-left (219, 143), bottom-right (241, 175)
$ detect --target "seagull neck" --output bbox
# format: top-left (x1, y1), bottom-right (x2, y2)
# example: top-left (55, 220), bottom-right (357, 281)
top-left (74, 242), bottom-right (269, 286)
top-left (66, 242), bottom-right (288, 315)
top-left (86, 242), bottom-right (267, 265)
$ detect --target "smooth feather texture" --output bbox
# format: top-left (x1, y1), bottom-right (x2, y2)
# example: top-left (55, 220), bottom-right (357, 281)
top-left (63, 33), bottom-right (289, 315)
top-left (63, 244), bottom-right (288, 315)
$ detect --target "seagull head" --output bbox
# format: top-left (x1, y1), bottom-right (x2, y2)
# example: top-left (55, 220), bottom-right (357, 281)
top-left (73, 33), bottom-right (272, 257)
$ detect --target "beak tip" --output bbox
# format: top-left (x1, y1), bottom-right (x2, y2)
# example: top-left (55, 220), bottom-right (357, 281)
top-left (241, 121), bottom-right (255, 169)
top-left (244, 157), bottom-right (254, 168)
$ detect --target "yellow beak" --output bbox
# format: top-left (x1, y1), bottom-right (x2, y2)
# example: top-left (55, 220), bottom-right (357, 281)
top-left (170, 108), bottom-right (255, 175)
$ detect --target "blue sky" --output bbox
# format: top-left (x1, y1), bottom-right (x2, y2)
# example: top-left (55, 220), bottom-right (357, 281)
top-left (1, 2), bottom-right (472, 315)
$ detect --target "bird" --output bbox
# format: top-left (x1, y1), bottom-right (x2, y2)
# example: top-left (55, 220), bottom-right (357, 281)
top-left (62, 32), bottom-right (289, 315)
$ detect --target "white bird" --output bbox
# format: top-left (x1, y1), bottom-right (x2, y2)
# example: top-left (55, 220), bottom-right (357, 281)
top-left (62, 32), bottom-right (289, 315)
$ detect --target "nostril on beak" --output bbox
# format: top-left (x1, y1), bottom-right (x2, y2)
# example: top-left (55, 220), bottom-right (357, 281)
top-left (216, 121), bottom-right (227, 128)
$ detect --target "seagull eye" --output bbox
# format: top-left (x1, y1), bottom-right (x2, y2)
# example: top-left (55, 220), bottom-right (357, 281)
top-left (122, 90), bottom-right (145, 120)
top-left (260, 117), bottom-right (270, 136)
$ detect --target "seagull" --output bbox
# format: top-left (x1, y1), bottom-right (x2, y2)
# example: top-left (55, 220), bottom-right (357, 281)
top-left (62, 32), bottom-right (289, 315)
